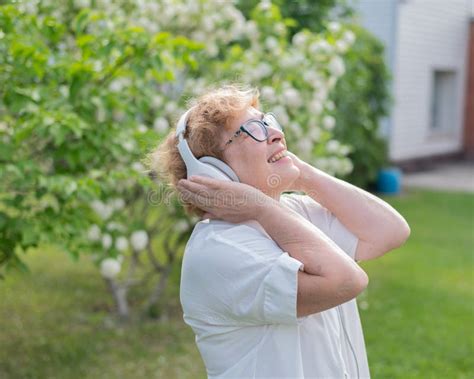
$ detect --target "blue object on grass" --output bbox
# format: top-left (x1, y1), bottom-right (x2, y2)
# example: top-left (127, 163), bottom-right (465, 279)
top-left (376, 167), bottom-right (402, 194)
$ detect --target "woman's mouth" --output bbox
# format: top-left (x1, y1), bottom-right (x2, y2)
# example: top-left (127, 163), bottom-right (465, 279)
top-left (268, 150), bottom-right (289, 163)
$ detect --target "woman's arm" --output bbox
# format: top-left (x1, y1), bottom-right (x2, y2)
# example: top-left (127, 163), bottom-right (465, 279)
top-left (287, 152), bottom-right (411, 262)
top-left (256, 197), bottom-right (369, 316)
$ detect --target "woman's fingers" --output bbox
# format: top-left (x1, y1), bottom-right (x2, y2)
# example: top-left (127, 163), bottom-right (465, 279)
top-left (176, 185), bottom-right (210, 209)
top-left (177, 185), bottom-right (224, 215)
top-left (178, 178), bottom-right (209, 193)
top-left (189, 175), bottom-right (224, 189)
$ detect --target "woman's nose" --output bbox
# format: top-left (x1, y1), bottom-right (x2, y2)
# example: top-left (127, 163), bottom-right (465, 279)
top-left (267, 127), bottom-right (284, 143)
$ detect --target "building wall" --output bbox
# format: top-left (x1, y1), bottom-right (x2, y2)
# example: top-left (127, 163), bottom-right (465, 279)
top-left (463, 18), bottom-right (474, 158)
top-left (350, 0), bottom-right (399, 138)
top-left (390, 0), bottom-right (471, 161)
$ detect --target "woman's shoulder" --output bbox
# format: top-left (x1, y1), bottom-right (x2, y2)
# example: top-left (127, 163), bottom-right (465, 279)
top-left (279, 192), bottom-right (310, 217)
top-left (183, 219), bottom-right (284, 269)
top-left (190, 219), bottom-right (265, 242)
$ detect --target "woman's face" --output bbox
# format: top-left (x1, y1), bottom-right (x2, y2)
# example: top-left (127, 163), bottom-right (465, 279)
top-left (221, 106), bottom-right (300, 198)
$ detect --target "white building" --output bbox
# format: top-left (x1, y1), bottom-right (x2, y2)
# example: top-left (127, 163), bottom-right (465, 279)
top-left (352, 0), bottom-right (473, 166)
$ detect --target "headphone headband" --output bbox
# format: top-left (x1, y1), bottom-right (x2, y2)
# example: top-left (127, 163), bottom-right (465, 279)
top-left (175, 107), bottom-right (195, 142)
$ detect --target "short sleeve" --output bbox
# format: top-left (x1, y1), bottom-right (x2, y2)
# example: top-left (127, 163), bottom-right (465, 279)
top-left (281, 194), bottom-right (359, 261)
top-left (301, 195), bottom-right (359, 260)
top-left (183, 227), bottom-right (304, 327)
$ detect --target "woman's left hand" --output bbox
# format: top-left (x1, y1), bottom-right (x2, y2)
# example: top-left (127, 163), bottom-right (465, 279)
top-left (286, 151), bottom-right (310, 192)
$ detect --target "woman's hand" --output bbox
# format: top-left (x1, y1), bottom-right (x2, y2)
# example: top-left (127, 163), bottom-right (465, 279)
top-left (286, 151), bottom-right (311, 193)
top-left (176, 175), bottom-right (274, 223)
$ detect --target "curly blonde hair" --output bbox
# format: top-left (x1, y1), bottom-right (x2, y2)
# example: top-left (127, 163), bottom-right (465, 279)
top-left (146, 84), bottom-right (260, 217)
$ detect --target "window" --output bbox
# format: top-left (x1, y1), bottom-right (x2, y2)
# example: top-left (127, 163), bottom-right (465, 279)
top-left (430, 70), bottom-right (457, 132)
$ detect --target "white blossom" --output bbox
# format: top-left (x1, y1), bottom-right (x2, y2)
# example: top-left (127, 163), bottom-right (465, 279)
top-left (164, 101), bottom-right (177, 116)
top-left (292, 32), bottom-right (307, 47)
top-left (335, 39), bottom-right (349, 53)
top-left (261, 86), bottom-right (276, 101)
top-left (289, 122), bottom-right (303, 137)
top-left (100, 258), bottom-right (121, 279)
top-left (192, 30), bottom-right (206, 42)
top-left (309, 40), bottom-right (331, 54)
top-left (122, 140), bottom-right (135, 152)
top-left (153, 117), bottom-right (169, 133)
top-left (309, 99), bottom-right (323, 114)
top-left (308, 126), bottom-right (321, 141)
top-left (282, 88), bottom-right (302, 108)
top-left (340, 158), bottom-right (354, 174)
top-left (132, 162), bottom-right (145, 172)
top-left (329, 56), bottom-right (345, 77)
top-left (326, 139), bottom-right (340, 153)
top-left (87, 224), bottom-right (101, 242)
top-left (137, 124), bottom-right (148, 133)
top-left (109, 78), bottom-right (130, 93)
top-left (343, 30), bottom-right (356, 45)
top-left (106, 221), bottom-right (125, 231)
top-left (92, 60), bottom-right (103, 72)
top-left (174, 220), bottom-right (189, 233)
top-left (111, 198), bottom-right (125, 210)
top-left (259, 0), bottom-right (272, 11)
top-left (205, 43), bottom-right (219, 57)
top-left (327, 76), bottom-right (338, 89)
top-left (151, 95), bottom-right (163, 108)
top-left (279, 55), bottom-right (294, 69)
top-left (254, 62), bottom-right (272, 79)
top-left (328, 21), bottom-right (341, 33)
top-left (244, 20), bottom-right (258, 38)
top-left (340, 145), bottom-right (352, 155)
top-left (313, 86), bottom-right (328, 102)
top-left (322, 115), bottom-right (336, 130)
top-left (59, 85), bottom-right (69, 97)
top-left (303, 70), bottom-right (321, 85)
top-left (91, 200), bottom-right (114, 220)
top-left (327, 156), bottom-right (341, 173)
top-left (130, 230), bottom-right (149, 251)
top-left (297, 139), bottom-right (312, 155)
top-left (115, 236), bottom-right (129, 252)
top-left (274, 22), bottom-right (285, 35)
top-left (74, 0), bottom-right (90, 8)
top-left (265, 36), bottom-right (279, 51)
top-left (314, 157), bottom-right (328, 171)
top-left (101, 233), bottom-right (113, 250)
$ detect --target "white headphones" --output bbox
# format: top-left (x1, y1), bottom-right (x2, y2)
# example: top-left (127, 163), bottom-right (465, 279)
top-left (175, 107), bottom-right (240, 182)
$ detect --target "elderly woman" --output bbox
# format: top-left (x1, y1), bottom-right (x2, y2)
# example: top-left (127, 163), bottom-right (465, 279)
top-left (150, 85), bottom-right (410, 378)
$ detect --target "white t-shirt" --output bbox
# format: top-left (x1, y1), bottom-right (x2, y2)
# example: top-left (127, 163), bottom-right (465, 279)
top-left (180, 193), bottom-right (371, 378)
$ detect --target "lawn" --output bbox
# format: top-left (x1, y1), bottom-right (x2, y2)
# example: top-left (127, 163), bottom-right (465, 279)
top-left (0, 188), bottom-right (473, 378)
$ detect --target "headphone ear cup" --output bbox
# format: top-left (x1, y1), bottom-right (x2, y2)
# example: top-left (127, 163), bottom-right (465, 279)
top-left (198, 156), bottom-right (240, 182)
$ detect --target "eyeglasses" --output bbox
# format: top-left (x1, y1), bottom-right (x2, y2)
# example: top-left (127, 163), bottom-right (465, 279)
top-left (223, 112), bottom-right (283, 148)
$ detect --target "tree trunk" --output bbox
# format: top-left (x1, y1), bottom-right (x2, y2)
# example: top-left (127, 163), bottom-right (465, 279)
top-left (146, 266), bottom-right (171, 317)
top-left (106, 278), bottom-right (130, 321)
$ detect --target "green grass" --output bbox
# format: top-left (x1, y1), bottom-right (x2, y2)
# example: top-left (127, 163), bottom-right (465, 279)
top-left (0, 188), bottom-right (473, 378)
top-left (359, 188), bottom-right (474, 378)
top-left (0, 248), bottom-right (205, 379)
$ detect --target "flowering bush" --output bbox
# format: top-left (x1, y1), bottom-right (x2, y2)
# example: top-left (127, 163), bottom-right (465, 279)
top-left (1, 0), bottom-right (373, 319)
top-left (0, 4), bottom-right (200, 278)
